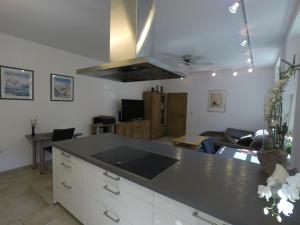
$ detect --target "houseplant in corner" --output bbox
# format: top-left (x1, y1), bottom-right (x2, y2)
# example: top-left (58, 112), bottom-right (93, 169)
top-left (258, 55), bottom-right (300, 175)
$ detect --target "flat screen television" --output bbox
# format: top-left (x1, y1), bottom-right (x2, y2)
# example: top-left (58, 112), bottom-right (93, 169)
top-left (121, 99), bottom-right (144, 121)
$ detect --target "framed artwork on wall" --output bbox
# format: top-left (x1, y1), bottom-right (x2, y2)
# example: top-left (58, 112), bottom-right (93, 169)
top-left (0, 66), bottom-right (34, 100)
top-left (208, 90), bottom-right (226, 112)
top-left (50, 74), bottom-right (74, 101)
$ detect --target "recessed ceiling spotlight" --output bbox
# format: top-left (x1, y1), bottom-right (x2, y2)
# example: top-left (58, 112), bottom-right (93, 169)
top-left (247, 58), bottom-right (252, 64)
top-left (248, 68), bottom-right (253, 73)
top-left (240, 40), bottom-right (248, 47)
top-left (229, 2), bottom-right (240, 14)
top-left (233, 71), bottom-right (238, 76)
top-left (212, 72), bottom-right (216, 77)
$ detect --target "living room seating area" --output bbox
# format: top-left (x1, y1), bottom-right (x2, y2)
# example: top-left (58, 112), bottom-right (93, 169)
top-left (199, 128), bottom-right (268, 154)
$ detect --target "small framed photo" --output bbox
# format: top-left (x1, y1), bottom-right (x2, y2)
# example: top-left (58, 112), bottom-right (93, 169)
top-left (0, 66), bottom-right (34, 100)
top-left (208, 90), bottom-right (226, 112)
top-left (50, 74), bottom-right (74, 101)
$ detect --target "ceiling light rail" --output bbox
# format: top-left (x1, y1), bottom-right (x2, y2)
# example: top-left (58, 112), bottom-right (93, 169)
top-left (228, 0), bottom-right (254, 73)
top-left (240, 0), bottom-right (254, 69)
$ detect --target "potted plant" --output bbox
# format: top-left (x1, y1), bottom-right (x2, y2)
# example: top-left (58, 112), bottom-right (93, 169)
top-left (30, 117), bottom-right (38, 136)
top-left (258, 55), bottom-right (300, 174)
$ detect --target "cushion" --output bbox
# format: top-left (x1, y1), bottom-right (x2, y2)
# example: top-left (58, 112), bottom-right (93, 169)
top-left (202, 138), bottom-right (217, 154)
top-left (200, 131), bottom-right (224, 138)
top-left (237, 134), bottom-right (253, 147)
top-left (226, 128), bottom-right (254, 139)
top-left (223, 132), bottom-right (237, 144)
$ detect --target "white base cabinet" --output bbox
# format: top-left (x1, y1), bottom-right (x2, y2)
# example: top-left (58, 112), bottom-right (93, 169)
top-left (53, 148), bottom-right (86, 224)
top-left (154, 193), bottom-right (230, 225)
top-left (53, 147), bottom-right (231, 225)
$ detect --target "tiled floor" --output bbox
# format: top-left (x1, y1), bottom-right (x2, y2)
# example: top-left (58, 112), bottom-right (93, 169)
top-left (0, 166), bottom-right (81, 225)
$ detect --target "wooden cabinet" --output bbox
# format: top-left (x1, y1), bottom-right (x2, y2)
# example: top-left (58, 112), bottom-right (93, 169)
top-left (115, 120), bottom-right (150, 140)
top-left (144, 92), bottom-right (166, 139)
top-left (166, 93), bottom-right (187, 137)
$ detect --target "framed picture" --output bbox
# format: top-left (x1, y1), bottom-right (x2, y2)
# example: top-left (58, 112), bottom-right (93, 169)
top-left (208, 90), bottom-right (226, 112)
top-left (50, 74), bottom-right (74, 101)
top-left (0, 66), bottom-right (34, 100)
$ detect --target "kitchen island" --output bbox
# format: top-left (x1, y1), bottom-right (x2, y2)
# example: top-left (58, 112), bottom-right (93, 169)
top-left (53, 133), bottom-right (300, 225)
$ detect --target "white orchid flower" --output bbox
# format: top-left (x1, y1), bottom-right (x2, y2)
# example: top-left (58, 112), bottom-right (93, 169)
top-left (286, 173), bottom-right (300, 189)
top-left (278, 185), bottom-right (289, 201)
top-left (278, 184), bottom-right (300, 202)
top-left (277, 199), bottom-right (294, 217)
top-left (258, 185), bottom-right (272, 202)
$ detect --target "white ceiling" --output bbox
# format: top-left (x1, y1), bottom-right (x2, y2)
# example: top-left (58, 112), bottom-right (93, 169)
top-left (0, 0), bottom-right (298, 71)
top-left (152, 0), bottom-right (298, 71)
top-left (0, 0), bottom-right (110, 60)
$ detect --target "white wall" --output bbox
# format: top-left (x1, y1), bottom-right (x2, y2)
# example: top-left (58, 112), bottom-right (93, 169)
top-left (0, 33), bottom-right (159, 172)
top-left (277, 4), bottom-right (300, 169)
top-left (284, 37), bottom-right (300, 170)
top-left (280, 36), bottom-right (300, 132)
top-left (161, 68), bottom-right (274, 135)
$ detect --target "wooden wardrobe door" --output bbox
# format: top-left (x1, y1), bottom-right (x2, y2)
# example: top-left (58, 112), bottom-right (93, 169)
top-left (166, 93), bottom-right (187, 137)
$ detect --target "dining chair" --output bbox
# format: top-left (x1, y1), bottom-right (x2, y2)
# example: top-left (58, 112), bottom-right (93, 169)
top-left (41, 128), bottom-right (75, 173)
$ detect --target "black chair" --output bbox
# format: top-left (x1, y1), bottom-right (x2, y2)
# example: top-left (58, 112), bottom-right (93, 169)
top-left (41, 128), bottom-right (75, 173)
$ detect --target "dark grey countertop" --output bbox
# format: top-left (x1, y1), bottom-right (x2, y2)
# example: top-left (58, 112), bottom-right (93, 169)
top-left (53, 134), bottom-right (300, 225)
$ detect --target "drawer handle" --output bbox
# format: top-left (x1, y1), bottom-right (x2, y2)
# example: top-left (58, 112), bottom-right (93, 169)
top-left (193, 212), bottom-right (218, 225)
top-left (61, 162), bottom-right (72, 169)
top-left (103, 171), bottom-right (120, 181)
top-left (103, 210), bottom-right (120, 223)
top-left (61, 152), bottom-right (71, 158)
top-left (103, 185), bottom-right (120, 196)
top-left (61, 182), bottom-right (72, 190)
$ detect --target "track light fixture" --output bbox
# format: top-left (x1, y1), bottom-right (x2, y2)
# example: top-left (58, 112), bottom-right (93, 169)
top-left (229, 2), bottom-right (240, 14)
top-left (240, 40), bottom-right (248, 47)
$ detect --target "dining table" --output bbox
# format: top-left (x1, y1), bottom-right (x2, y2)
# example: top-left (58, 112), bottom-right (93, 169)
top-left (25, 132), bottom-right (82, 174)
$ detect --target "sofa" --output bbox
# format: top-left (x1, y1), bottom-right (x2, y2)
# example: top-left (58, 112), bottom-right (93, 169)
top-left (200, 128), bottom-right (268, 154)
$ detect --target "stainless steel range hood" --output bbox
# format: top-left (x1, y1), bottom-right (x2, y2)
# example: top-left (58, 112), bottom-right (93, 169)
top-left (76, 0), bottom-right (183, 82)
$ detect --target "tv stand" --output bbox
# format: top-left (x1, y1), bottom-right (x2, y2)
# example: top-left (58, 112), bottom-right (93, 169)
top-left (115, 120), bottom-right (150, 140)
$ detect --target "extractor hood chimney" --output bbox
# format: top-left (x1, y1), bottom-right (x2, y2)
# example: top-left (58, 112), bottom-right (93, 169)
top-left (76, 0), bottom-right (183, 82)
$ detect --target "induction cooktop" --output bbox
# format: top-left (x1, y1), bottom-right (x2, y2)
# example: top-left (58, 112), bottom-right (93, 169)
top-left (90, 146), bottom-right (178, 180)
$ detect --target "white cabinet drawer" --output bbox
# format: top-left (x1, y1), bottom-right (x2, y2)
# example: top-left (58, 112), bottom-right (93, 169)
top-left (53, 148), bottom-right (85, 187)
top-left (154, 193), bottom-right (231, 225)
top-left (96, 182), bottom-right (153, 225)
top-left (85, 162), bottom-right (153, 204)
top-left (85, 163), bottom-right (153, 225)
top-left (53, 147), bottom-right (73, 164)
top-left (154, 207), bottom-right (192, 225)
top-left (86, 197), bottom-right (133, 225)
top-left (54, 175), bottom-right (73, 213)
top-left (54, 174), bottom-right (85, 224)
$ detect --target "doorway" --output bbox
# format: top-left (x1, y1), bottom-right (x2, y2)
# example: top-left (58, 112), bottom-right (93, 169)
top-left (166, 93), bottom-right (187, 137)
